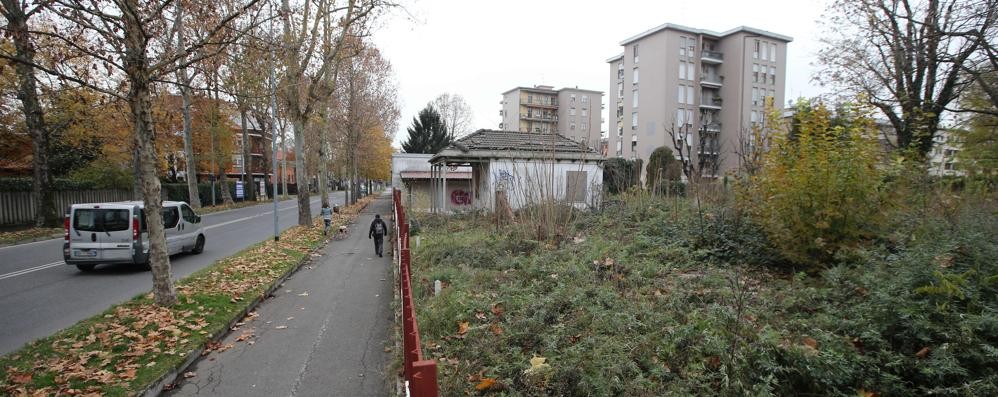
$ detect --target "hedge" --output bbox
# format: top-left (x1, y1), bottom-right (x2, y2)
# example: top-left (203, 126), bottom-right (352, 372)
top-left (0, 178), bottom-right (110, 192)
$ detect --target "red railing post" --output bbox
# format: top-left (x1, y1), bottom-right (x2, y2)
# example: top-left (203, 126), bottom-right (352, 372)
top-left (411, 360), bottom-right (439, 397)
top-left (392, 188), bottom-right (438, 395)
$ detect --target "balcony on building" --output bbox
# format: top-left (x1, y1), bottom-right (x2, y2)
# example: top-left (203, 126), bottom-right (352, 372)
top-left (520, 113), bottom-right (559, 122)
top-left (523, 97), bottom-right (558, 108)
top-left (703, 122), bottom-right (722, 132)
top-left (699, 74), bottom-right (723, 88)
top-left (700, 96), bottom-right (723, 110)
top-left (701, 50), bottom-right (723, 64)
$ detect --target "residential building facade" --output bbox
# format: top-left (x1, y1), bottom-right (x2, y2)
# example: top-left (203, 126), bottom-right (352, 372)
top-left (929, 129), bottom-right (964, 177)
top-left (607, 23), bottom-right (791, 178)
top-left (499, 85), bottom-right (603, 148)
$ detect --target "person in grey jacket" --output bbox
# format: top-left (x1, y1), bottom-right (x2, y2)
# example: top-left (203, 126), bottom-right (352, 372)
top-left (321, 203), bottom-right (333, 235)
top-left (368, 214), bottom-right (387, 257)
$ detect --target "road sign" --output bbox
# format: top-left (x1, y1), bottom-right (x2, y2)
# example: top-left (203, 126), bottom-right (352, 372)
top-left (235, 181), bottom-right (244, 199)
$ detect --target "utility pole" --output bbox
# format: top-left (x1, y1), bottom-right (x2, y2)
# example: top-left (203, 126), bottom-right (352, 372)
top-left (270, 2), bottom-right (279, 241)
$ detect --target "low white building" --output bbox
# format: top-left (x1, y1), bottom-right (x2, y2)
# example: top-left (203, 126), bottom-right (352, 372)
top-left (391, 153), bottom-right (471, 211)
top-left (428, 130), bottom-right (604, 212)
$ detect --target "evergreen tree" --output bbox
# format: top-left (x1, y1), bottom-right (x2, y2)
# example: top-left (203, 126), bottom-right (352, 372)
top-left (402, 104), bottom-right (452, 153)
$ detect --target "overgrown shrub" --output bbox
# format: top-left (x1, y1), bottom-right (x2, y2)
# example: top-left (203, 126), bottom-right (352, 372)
top-left (739, 100), bottom-right (887, 265)
top-left (411, 192), bottom-right (997, 396)
top-left (646, 146), bottom-right (683, 195)
top-left (603, 158), bottom-right (641, 194)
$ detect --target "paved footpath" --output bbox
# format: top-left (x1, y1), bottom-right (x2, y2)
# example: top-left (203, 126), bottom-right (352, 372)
top-left (167, 193), bottom-right (395, 397)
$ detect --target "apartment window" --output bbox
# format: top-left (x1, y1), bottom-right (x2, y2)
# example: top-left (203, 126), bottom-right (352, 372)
top-left (769, 43), bottom-right (777, 62)
top-left (617, 82), bottom-right (623, 97)
top-left (688, 62), bottom-right (696, 80)
top-left (632, 90), bottom-right (639, 108)
top-left (679, 36), bottom-right (687, 56)
top-left (753, 40), bottom-right (760, 59)
top-left (752, 88), bottom-right (759, 106)
top-left (678, 85), bottom-right (685, 104)
top-left (687, 109), bottom-right (694, 127)
top-left (769, 66), bottom-right (776, 84)
top-left (582, 95), bottom-right (589, 104)
top-left (582, 122), bottom-right (588, 131)
top-left (688, 39), bottom-right (695, 57)
top-left (582, 109), bottom-right (588, 117)
top-left (679, 61), bottom-right (686, 80)
top-left (570, 94), bottom-right (576, 104)
top-left (753, 64), bottom-right (759, 83)
top-left (616, 141), bottom-right (622, 155)
top-left (761, 40), bottom-right (768, 61)
top-left (633, 44), bottom-right (639, 63)
top-left (631, 140), bottom-right (637, 155)
top-left (571, 122), bottom-right (576, 131)
top-left (631, 112), bottom-right (638, 129)
top-left (633, 68), bottom-right (639, 84)
top-left (769, 89), bottom-right (776, 105)
top-left (617, 62), bottom-right (624, 79)
top-left (570, 108), bottom-right (576, 116)
top-left (527, 94), bottom-right (532, 104)
top-left (677, 109), bottom-right (685, 126)
top-left (686, 86), bottom-right (694, 105)
top-left (751, 111), bottom-right (758, 124)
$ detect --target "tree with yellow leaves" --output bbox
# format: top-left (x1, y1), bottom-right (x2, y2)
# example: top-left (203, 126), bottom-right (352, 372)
top-left (739, 99), bottom-right (887, 265)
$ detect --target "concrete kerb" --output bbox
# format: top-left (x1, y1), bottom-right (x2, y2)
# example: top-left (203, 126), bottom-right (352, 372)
top-left (139, 205), bottom-right (370, 396)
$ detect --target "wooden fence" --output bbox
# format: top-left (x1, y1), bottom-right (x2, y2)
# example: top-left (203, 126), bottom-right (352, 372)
top-left (0, 190), bottom-right (133, 226)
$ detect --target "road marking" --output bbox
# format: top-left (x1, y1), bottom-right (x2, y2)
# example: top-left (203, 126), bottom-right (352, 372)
top-left (205, 199), bottom-right (320, 231)
top-left (0, 260), bottom-right (65, 281)
top-left (0, 197), bottom-right (328, 252)
top-left (0, 198), bottom-right (324, 280)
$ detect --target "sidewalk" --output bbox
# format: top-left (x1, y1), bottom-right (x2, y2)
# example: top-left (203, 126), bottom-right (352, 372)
top-left (166, 194), bottom-right (395, 397)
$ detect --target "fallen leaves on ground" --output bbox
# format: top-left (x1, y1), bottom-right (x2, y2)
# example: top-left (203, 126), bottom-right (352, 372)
top-left (475, 377), bottom-right (498, 391)
top-left (0, 198), bottom-right (373, 396)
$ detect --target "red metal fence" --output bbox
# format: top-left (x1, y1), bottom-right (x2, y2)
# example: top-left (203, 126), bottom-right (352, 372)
top-left (393, 188), bottom-right (439, 396)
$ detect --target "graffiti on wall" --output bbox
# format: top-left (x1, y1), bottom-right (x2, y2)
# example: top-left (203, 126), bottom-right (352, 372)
top-left (495, 169), bottom-right (514, 191)
top-left (451, 189), bottom-right (471, 205)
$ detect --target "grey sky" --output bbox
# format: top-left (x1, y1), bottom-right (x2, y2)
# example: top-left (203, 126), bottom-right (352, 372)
top-left (373, 0), bottom-right (831, 146)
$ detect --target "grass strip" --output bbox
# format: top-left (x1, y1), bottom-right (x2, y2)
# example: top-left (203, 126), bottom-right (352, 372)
top-left (0, 195), bottom-right (376, 396)
top-left (0, 227), bottom-right (62, 246)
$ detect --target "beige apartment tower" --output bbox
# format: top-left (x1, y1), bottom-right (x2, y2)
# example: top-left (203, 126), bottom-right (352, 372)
top-left (499, 85), bottom-right (603, 147)
top-left (607, 23), bottom-right (792, 178)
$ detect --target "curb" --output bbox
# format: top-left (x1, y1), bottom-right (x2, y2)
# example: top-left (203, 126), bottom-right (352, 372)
top-left (140, 200), bottom-right (371, 396)
top-left (0, 233), bottom-right (62, 248)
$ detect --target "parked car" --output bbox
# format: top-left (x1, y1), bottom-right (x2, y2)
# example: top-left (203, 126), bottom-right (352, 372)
top-left (63, 201), bottom-right (205, 271)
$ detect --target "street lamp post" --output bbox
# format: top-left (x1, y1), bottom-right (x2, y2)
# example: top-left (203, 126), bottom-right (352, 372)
top-left (269, 2), bottom-right (279, 242)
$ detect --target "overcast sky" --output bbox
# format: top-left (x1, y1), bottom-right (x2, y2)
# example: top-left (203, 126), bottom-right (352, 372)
top-left (372, 0), bottom-right (832, 147)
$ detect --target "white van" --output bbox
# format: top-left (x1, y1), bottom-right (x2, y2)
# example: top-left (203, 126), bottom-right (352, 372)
top-left (63, 201), bottom-right (205, 271)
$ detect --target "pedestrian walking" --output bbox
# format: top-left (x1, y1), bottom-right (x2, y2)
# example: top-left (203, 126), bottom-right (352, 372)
top-left (321, 203), bottom-right (333, 235)
top-left (368, 214), bottom-right (387, 257)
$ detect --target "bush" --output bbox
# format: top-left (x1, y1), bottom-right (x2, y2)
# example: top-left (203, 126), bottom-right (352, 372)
top-left (66, 159), bottom-right (133, 190)
top-left (646, 146), bottom-right (682, 195)
top-left (0, 177), bottom-right (118, 192)
top-left (739, 100), bottom-right (887, 266)
top-left (603, 158), bottom-right (641, 194)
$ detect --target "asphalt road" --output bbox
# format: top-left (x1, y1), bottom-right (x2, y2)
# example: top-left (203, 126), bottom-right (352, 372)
top-left (0, 192), bottom-right (344, 355)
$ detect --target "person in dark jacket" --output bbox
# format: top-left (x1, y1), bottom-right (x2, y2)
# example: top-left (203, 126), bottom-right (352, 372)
top-left (369, 214), bottom-right (388, 257)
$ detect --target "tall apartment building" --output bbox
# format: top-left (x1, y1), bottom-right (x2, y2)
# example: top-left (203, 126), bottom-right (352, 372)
top-left (607, 23), bottom-right (792, 178)
top-left (499, 85), bottom-right (603, 147)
